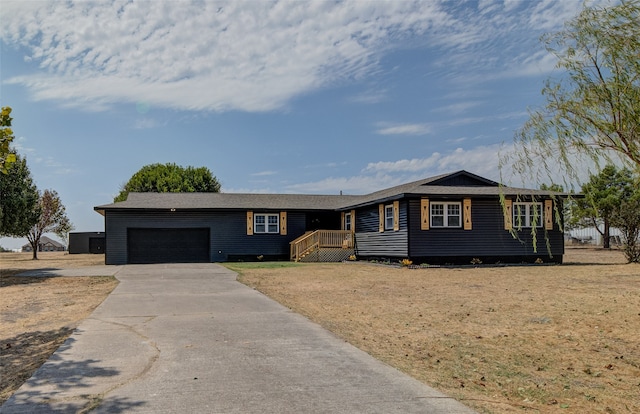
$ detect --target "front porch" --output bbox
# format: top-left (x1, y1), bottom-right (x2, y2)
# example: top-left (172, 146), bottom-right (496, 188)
top-left (290, 230), bottom-right (354, 262)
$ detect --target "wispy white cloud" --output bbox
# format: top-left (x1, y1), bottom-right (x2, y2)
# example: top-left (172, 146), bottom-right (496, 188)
top-left (133, 117), bottom-right (163, 130)
top-left (1, 1), bottom-right (444, 113)
top-left (348, 89), bottom-right (388, 104)
top-left (222, 187), bottom-right (274, 194)
top-left (304, 161), bottom-right (348, 170)
top-left (445, 111), bottom-right (527, 127)
top-left (446, 136), bottom-right (468, 144)
top-left (285, 173), bottom-right (407, 195)
top-left (503, 50), bottom-right (559, 78)
top-left (527, 0), bottom-right (600, 31)
top-left (363, 155), bottom-right (443, 174)
top-left (286, 141), bottom-right (608, 196)
top-left (363, 145), bottom-right (504, 179)
top-left (432, 101), bottom-right (482, 115)
top-left (375, 123), bottom-right (433, 136)
top-left (251, 171), bottom-right (278, 177)
top-left (0, 0), bottom-right (593, 114)
top-left (428, 0), bottom-right (602, 84)
top-left (37, 156), bottom-right (78, 175)
top-left (11, 136), bottom-right (35, 154)
top-left (285, 144), bottom-right (507, 194)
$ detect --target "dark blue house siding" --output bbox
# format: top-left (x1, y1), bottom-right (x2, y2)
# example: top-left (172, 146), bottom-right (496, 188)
top-left (104, 210), bottom-right (308, 265)
top-left (407, 198), bottom-right (563, 263)
top-left (354, 201), bottom-right (408, 258)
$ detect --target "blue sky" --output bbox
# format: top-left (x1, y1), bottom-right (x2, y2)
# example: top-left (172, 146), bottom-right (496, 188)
top-left (0, 0), bottom-right (601, 249)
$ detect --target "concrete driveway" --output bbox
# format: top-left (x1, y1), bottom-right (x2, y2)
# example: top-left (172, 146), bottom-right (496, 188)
top-left (2, 263), bottom-right (475, 413)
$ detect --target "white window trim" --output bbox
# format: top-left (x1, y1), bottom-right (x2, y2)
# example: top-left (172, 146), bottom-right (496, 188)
top-left (430, 202), bottom-right (462, 228)
top-left (254, 213), bottom-right (280, 234)
top-left (345, 212), bottom-right (352, 231)
top-left (384, 205), bottom-right (394, 230)
top-left (512, 202), bottom-right (543, 228)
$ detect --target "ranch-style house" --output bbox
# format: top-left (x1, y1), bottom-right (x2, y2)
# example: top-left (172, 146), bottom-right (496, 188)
top-left (94, 170), bottom-right (565, 265)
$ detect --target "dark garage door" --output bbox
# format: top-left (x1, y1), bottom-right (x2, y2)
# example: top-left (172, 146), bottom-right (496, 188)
top-left (127, 228), bottom-right (210, 264)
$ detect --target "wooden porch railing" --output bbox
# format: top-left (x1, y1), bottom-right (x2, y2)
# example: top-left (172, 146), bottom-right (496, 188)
top-left (290, 230), bottom-right (354, 262)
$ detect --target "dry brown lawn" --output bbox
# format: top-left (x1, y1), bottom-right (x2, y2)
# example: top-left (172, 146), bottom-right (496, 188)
top-left (234, 247), bottom-right (640, 414)
top-left (0, 252), bottom-right (117, 405)
top-left (1, 249), bottom-right (638, 414)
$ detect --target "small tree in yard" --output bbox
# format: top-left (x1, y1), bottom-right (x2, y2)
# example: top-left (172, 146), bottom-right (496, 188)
top-left (611, 175), bottom-right (640, 263)
top-left (571, 165), bottom-right (632, 249)
top-left (26, 189), bottom-right (73, 260)
top-left (572, 165), bottom-right (640, 262)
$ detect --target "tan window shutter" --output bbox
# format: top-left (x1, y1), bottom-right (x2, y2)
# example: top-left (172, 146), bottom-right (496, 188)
top-left (280, 211), bottom-right (287, 235)
top-left (247, 211), bottom-right (254, 235)
top-left (341, 212), bottom-right (345, 230)
top-left (421, 198), bottom-right (430, 230)
top-left (463, 198), bottom-right (472, 230)
top-left (393, 201), bottom-right (400, 231)
top-left (351, 209), bottom-right (356, 232)
top-left (379, 204), bottom-right (384, 232)
top-left (504, 199), bottom-right (512, 230)
top-left (544, 200), bottom-right (553, 230)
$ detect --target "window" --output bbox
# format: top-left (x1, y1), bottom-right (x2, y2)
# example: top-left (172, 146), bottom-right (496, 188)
top-left (254, 213), bottom-right (279, 233)
top-left (385, 205), bottom-right (394, 230)
top-left (430, 202), bottom-right (461, 228)
top-left (345, 212), bottom-right (352, 231)
top-left (512, 202), bottom-right (543, 228)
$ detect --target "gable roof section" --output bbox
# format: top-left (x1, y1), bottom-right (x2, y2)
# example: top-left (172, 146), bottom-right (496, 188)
top-left (40, 236), bottom-right (65, 247)
top-left (429, 170), bottom-right (499, 186)
top-left (22, 236), bottom-right (65, 249)
top-left (95, 170), bottom-right (564, 214)
top-left (335, 170), bottom-right (559, 209)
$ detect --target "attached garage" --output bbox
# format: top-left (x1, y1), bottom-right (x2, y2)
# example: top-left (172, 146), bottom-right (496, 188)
top-left (95, 193), bottom-right (354, 265)
top-left (127, 228), bottom-right (210, 264)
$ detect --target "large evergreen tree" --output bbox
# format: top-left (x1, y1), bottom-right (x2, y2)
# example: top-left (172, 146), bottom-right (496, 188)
top-left (114, 163), bottom-right (221, 202)
top-left (0, 151), bottom-right (39, 237)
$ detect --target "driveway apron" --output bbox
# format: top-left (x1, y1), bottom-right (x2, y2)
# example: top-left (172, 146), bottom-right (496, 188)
top-left (2, 264), bottom-right (475, 413)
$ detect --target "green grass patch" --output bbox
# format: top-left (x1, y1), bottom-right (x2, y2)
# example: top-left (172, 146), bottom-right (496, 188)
top-left (223, 262), bottom-right (304, 272)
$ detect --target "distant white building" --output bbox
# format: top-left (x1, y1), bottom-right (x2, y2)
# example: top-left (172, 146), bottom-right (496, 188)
top-left (566, 226), bottom-right (622, 246)
top-left (22, 236), bottom-right (66, 252)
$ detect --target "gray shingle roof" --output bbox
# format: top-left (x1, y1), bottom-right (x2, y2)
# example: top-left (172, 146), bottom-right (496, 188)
top-left (343, 186), bottom-right (561, 209)
top-left (22, 235), bottom-right (65, 249)
top-left (94, 170), bottom-right (564, 214)
top-left (333, 171), bottom-right (562, 209)
top-left (95, 192), bottom-right (362, 212)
